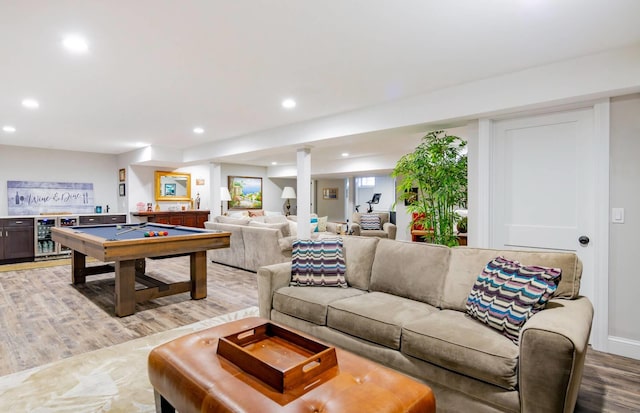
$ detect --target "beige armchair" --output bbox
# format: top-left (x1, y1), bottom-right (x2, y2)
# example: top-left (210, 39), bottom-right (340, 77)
top-left (350, 212), bottom-right (396, 239)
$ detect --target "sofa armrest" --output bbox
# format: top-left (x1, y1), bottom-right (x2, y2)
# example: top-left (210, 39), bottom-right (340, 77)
top-left (519, 296), bottom-right (593, 413)
top-left (257, 262), bottom-right (292, 319)
top-left (350, 222), bottom-right (362, 236)
top-left (278, 235), bottom-right (296, 252)
top-left (383, 222), bottom-right (397, 240)
top-left (242, 226), bottom-right (291, 272)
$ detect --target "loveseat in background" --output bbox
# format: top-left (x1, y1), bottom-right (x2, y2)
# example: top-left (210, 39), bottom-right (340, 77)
top-left (350, 211), bottom-right (397, 239)
top-left (257, 237), bottom-right (593, 412)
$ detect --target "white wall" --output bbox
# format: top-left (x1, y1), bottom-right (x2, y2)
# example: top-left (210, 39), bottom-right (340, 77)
top-left (221, 164), bottom-right (295, 215)
top-left (609, 93), bottom-right (640, 349)
top-left (315, 178), bottom-right (346, 221)
top-left (0, 145), bottom-right (119, 216)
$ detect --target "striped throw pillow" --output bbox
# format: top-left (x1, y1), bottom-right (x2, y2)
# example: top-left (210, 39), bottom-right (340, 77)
top-left (290, 238), bottom-right (347, 287)
top-left (360, 214), bottom-right (381, 230)
top-left (465, 256), bottom-right (561, 344)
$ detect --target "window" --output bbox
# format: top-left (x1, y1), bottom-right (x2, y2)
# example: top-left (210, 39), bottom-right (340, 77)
top-left (356, 177), bottom-right (375, 188)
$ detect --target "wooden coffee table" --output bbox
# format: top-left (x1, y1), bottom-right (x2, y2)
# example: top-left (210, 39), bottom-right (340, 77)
top-left (148, 317), bottom-right (435, 413)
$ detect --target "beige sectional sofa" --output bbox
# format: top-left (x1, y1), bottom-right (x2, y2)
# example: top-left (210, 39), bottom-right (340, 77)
top-left (204, 215), bottom-right (293, 272)
top-left (204, 214), bottom-right (340, 272)
top-left (257, 236), bottom-right (593, 413)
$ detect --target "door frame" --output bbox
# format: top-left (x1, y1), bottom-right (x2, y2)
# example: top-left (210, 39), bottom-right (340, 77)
top-left (472, 99), bottom-right (610, 352)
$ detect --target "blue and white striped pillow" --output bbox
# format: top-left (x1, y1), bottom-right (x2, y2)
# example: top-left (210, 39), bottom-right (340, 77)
top-left (290, 238), bottom-right (347, 287)
top-left (465, 256), bottom-right (561, 344)
top-left (360, 214), bottom-right (381, 230)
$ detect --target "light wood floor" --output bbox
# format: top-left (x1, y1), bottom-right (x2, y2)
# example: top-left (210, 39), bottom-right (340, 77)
top-left (0, 258), bottom-right (638, 412)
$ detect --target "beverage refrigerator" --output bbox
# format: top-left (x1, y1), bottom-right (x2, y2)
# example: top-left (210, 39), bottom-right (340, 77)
top-left (35, 216), bottom-right (79, 259)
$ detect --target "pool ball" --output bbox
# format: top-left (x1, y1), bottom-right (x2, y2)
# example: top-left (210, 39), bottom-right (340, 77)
top-left (149, 232), bottom-right (156, 237)
top-left (163, 231), bottom-right (169, 236)
top-left (144, 232), bottom-right (150, 237)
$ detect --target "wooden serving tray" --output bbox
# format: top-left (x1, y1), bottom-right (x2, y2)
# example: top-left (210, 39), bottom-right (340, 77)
top-left (217, 322), bottom-right (338, 392)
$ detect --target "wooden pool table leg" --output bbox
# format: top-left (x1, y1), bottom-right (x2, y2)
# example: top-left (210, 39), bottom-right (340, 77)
top-left (71, 250), bottom-right (87, 284)
top-left (115, 259), bottom-right (136, 317)
top-left (190, 251), bottom-right (207, 300)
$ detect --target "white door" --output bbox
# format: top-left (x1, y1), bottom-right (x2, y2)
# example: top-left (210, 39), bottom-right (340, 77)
top-left (490, 108), bottom-right (598, 325)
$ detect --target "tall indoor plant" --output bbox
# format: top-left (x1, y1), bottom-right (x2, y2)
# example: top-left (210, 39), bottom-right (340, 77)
top-left (393, 130), bottom-right (467, 246)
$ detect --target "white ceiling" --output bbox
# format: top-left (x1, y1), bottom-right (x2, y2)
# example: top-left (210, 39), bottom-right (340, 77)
top-left (1, 1), bottom-right (640, 171)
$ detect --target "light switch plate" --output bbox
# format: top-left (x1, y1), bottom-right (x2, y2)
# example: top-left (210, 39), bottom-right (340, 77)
top-left (612, 208), bottom-right (624, 223)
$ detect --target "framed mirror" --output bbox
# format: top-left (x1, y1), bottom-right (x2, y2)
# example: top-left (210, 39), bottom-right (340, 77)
top-left (155, 171), bottom-right (192, 201)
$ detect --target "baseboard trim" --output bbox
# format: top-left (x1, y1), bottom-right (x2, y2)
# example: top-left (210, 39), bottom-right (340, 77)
top-left (607, 336), bottom-right (640, 360)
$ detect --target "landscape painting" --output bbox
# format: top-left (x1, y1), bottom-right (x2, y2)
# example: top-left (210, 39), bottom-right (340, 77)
top-left (228, 176), bottom-right (262, 209)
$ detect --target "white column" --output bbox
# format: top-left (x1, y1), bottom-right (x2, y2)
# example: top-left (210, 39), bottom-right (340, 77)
top-left (347, 176), bottom-right (356, 223)
top-left (472, 119), bottom-right (490, 248)
top-left (210, 162), bottom-right (223, 217)
top-left (296, 148), bottom-right (312, 239)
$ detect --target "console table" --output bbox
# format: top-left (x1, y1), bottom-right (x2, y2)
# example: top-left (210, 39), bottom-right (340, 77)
top-left (132, 210), bottom-right (210, 228)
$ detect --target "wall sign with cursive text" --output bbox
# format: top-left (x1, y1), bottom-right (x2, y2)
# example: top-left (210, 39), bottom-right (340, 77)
top-left (7, 181), bottom-right (95, 215)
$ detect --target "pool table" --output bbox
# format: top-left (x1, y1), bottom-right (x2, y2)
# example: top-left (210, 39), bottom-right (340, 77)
top-left (51, 223), bottom-right (231, 317)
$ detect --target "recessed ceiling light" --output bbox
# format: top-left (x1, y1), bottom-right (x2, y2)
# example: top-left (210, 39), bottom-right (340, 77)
top-left (22, 98), bottom-right (39, 109)
top-left (62, 34), bottom-right (89, 53)
top-left (2, 125), bottom-right (16, 133)
top-left (271, 161), bottom-right (278, 165)
top-left (282, 98), bottom-right (296, 109)
top-left (193, 127), bottom-right (205, 134)
top-left (341, 152), bottom-right (349, 157)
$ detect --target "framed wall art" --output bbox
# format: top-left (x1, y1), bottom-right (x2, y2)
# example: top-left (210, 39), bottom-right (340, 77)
top-left (228, 176), bottom-right (262, 209)
top-left (119, 183), bottom-right (126, 197)
top-left (322, 187), bottom-right (338, 200)
top-left (119, 168), bottom-right (126, 182)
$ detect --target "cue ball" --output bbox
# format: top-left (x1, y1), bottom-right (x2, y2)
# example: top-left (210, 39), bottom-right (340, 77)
top-left (116, 225), bottom-right (122, 229)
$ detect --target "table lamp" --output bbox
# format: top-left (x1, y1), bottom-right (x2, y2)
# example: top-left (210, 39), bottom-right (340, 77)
top-left (220, 187), bottom-right (231, 215)
top-left (281, 186), bottom-right (296, 216)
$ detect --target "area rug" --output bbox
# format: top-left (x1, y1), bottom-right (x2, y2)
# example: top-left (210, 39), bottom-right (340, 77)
top-left (0, 306), bottom-right (260, 412)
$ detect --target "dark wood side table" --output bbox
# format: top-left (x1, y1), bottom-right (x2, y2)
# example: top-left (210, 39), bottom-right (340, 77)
top-left (132, 210), bottom-right (210, 228)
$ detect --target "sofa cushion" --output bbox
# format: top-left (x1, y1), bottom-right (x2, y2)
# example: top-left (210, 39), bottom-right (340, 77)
top-left (327, 292), bottom-right (438, 350)
top-left (402, 309), bottom-right (519, 391)
top-left (290, 239), bottom-right (347, 287)
top-left (360, 214), bottom-right (381, 230)
top-left (288, 220), bottom-right (298, 237)
top-left (341, 236), bottom-right (380, 290)
top-left (310, 216), bottom-right (319, 232)
top-left (370, 240), bottom-right (450, 307)
top-left (264, 210), bottom-right (284, 217)
top-left (215, 216), bottom-right (251, 225)
top-left (248, 209), bottom-right (264, 217)
top-left (273, 286), bottom-right (366, 325)
top-left (278, 236), bottom-right (296, 252)
top-left (318, 216), bottom-right (328, 232)
top-left (264, 215), bottom-right (289, 224)
top-left (248, 220), bottom-right (290, 237)
top-left (227, 210), bottom-right (249, 218)
top-left (465, 256), bottom-right (561, 344)
top-left (359, 229), bottom-right (388, 238)
top-left (441, 247), bottom-right (581, 312)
